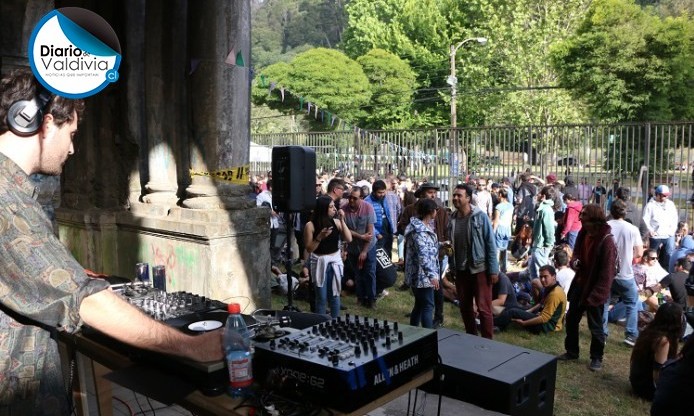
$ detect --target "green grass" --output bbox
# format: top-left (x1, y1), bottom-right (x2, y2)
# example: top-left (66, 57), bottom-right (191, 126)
top-left (271, 271), bottom-right (653, 416)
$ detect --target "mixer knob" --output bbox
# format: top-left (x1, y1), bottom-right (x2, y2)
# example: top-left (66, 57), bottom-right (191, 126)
top-left (269, 339), bottom-right (276, 350)
top-left (398, 331), bottom-right (404, 343)
top-left (331, 355), bottom-right (339, 366)
top-left (354, 345), bottom-right (361, 357)
top-left (393, 322), bottom-right (399, 332)
top-left (385, 336), bottom-right (391, 349)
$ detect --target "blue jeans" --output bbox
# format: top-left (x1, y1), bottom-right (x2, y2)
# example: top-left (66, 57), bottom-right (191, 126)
top-left (603, 278), bottom-right (640, 338)
top-left (565, 231), bottom-right (578, 250)
top-left (410, 287), bottom-right (435, 328)
top-left (349, 248), bottom-right (377, 302)
top-left (315, 263), bottom-right (341, 318)
top-left (650, 236), bottom-right (675, 271)
top-left (529, 246), bottom-right (552, 280)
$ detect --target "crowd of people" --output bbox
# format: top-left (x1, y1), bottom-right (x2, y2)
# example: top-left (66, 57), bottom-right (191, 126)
top-left (252, 168), bottom-right (694, 413)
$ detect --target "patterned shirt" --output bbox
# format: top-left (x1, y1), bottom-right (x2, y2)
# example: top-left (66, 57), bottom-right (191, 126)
top-left (0, 153), bottom-right (109, 415)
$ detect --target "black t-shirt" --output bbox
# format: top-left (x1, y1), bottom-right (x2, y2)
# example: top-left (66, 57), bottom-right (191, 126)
top-left (313, 220), bottom-right (341, 255)
top-left (662, 271), bottom-right (688, 308)
top-left (592, 186), bottom-right (607, 204)
top-left (651, 356), bottom-right (694, 416)
top-left (493, 273), bottom-right (519, 309)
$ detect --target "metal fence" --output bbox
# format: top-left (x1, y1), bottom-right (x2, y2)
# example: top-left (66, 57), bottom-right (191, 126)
top-left (252, 122), bottom-right (694, 221)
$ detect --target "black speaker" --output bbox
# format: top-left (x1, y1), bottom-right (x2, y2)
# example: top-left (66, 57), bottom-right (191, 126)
top-left (423, 328), bottom-right (557, 416)
top-left (271, 146), bottom-right (316, 212)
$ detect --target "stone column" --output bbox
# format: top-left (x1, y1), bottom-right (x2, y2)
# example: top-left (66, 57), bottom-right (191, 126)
top-left (0, 0), bottom-right (54, 71)
top-left (140, 0), bottom-right (178, 207)
top-left (184, 0), bottom-right (252, 209)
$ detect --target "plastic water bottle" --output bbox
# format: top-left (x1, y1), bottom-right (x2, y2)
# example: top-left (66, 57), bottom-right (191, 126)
top-left (224, 303), bottom-right (253, 397)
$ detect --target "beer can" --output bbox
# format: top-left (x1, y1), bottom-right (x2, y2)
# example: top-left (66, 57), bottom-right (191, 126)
top-left (153, 265), bottom-right (166, 291)
top-left (135, 262), bottom-right (150, 284)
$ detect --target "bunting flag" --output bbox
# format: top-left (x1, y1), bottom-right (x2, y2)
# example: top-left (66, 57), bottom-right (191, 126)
top-left (190, 165), bottom-right (250, 185)
top-left (235, 52), bottom-right (245, 67)
top-left (224, 49), bottom-right (236, 65)
top-left (188, 59), bottom-right (201, 75)
top-left (307, 102), bottom-right (312, 114)
top-left (299, 97), bottom-right (304, 110)
top-left (280, 87), bottom-right (285, 102)
top-left (260, 74), bottom-right (267, 88)
top-left (269, 82), bottom-right (276, 93)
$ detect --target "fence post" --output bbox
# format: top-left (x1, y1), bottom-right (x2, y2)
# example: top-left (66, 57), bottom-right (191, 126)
top-left (642, 123), bottom-right (651, 210)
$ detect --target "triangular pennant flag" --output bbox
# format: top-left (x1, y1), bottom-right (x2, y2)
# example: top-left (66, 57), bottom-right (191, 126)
top-left (269, 82), bottom-right (276, 92)
top-left (315, 105), bottom-right (319, 118)
top-left (189, 59), bottom-right (201, 75)
top-left (307, 102), bottom-right (312, 114)
top-left (260, 74), bottom-right (267, 88)
top-left (280, 88), bottom-right (285, 102)
top-left (236, 51), bottom-right (245, 67)
top-left (331, 114), bottom-right (337, 127)
top-left (299, 97), bottom-right (304, 110)
top-left (225, 49), bottom-right (236, 65)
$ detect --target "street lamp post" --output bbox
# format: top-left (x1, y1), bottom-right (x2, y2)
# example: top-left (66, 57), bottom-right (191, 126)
top-left (448, 37), bottom-right (487, 192)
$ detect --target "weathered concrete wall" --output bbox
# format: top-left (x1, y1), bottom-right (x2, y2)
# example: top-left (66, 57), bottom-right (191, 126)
top-left (57, 206), bottom-right (273, 309)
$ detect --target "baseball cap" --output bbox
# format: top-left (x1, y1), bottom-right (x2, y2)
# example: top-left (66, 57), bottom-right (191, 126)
top-left (655, 185), bottom-right (671, 196)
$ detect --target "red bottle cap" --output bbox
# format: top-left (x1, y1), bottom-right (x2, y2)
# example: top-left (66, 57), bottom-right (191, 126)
top-left (227, 303), bottom-right (241, 314)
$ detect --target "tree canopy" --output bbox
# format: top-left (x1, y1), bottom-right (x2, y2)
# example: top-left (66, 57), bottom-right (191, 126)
top-left (251, 0), bottom-right (694, 130)
top-left (252, 48), bottom-right (372, 124)
top-left (551, 0), bottom-right (694, 121)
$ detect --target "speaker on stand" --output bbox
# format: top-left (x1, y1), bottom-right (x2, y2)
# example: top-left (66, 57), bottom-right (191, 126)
top-left (271, 146), bottom-right (317, 312)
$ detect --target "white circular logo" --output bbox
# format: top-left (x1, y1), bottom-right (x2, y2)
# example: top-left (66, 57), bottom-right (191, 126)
top-left (29, 8), bottom-right (121, 98)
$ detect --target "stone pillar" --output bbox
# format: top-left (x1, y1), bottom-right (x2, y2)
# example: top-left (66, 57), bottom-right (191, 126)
top-left (0, 0), bottom-right (54, 72)
top-left (141, 0), bottom-right (178, 206)
top-left (123, 0), bottom-right (147, 206)
top-left (184, 0), bottom-right (252, 209)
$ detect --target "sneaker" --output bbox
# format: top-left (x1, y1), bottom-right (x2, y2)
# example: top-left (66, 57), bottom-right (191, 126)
top-left (624, 335), bottom-right (637, 347)
top-left (556, 352), bottom-right (579, 361)
top-left (376, 289), bottom-right (389, 299)
top-left (433, 319), bottom-right (444, 328)
top-left (589, 358), bottom-right (603, 372)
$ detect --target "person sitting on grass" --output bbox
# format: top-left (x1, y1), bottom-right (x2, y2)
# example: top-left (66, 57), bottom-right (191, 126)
top-left (491, 272), bottom-right (520, 317)
top-left (494, 265), bottom-right (567, 334)
top-left (651, 329), bottom-right (694, 416)
top-left (635, 248), bottom-right (670, 312)
top-left (630, 302), bottom-right (683, 401)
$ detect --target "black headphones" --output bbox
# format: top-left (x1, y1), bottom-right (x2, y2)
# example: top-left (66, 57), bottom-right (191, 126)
top-left (6, 86), bottom-right (54, 137)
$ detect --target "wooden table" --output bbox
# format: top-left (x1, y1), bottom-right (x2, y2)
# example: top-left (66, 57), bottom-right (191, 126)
top-left (60, 332), bottom-right (434, 416)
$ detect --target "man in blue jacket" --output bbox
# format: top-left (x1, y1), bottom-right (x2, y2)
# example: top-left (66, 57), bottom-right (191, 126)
top-left (449, 184), bottom-right (499, 339)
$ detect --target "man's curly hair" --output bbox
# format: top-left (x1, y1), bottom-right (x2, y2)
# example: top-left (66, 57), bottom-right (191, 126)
top-left (0, 68), bottom-right (84, 135)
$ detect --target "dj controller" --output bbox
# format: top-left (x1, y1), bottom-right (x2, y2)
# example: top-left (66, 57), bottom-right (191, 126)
top-left (254, 313), bottom-right (438, 413)
top-left (83, 283), bottom-right (438, 410)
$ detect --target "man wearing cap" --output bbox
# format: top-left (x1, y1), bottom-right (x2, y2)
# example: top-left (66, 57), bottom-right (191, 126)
top-left (643, 184), bottom-right (679, 269)
top-left (398, 182), bottom-right (449, 326)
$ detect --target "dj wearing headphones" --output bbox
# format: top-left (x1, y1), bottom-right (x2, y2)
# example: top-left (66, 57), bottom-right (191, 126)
top-left (0, 69), bottom-right (224, 415)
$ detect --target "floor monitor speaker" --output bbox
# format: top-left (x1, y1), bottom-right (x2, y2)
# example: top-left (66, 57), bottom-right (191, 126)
top-left (423, 328), bottom-right (557, 416)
